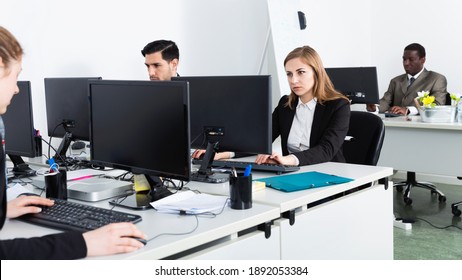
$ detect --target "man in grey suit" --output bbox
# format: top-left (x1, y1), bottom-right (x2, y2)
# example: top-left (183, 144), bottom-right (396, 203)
top-left (367, 43), bottom-right (447, 115)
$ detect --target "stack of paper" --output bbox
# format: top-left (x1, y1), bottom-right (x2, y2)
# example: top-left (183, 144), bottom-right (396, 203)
top-left (150, 191), bottom-right (229, 214)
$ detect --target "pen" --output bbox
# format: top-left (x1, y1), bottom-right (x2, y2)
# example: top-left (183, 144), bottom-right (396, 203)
top-left (243, 164), bottom-right (252, 177)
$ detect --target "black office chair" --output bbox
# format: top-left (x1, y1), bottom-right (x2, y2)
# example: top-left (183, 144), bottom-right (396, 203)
top-left (451, 177), bottom-right (462, 216)
top-left (343, 111), bottom-right (385, 166)
top-left (445, 92), bottom-right (451, 105)
top-left (394, 173), bottom-right (446, 205)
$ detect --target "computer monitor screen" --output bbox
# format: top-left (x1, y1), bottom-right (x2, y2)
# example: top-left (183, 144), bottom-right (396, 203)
top-left (44, 77), bottom-right (101, 162)
top-left (173, 75), bottom-right (272, 183)
top-left (2, 81), bottom-right (37, 177)
top-left (174, 75), bottom-right (272, 153)
top-left (45, 77), bottom-right (102, 140)
top-left (3, 81), bottom-right (35, 157)
top-left (88, 80), bottom-right (190, 182)
top-left (324, 67), bottom-right (379, 104)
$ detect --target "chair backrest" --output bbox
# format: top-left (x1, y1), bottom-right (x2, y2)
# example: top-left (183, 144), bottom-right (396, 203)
top-left (343, 111), bottom-right (385, 166)
top-left (445, 92), bottom-right (451, 105)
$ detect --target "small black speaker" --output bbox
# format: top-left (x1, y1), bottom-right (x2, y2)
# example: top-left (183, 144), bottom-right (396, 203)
top-left (298, 11), bottom-right (307, 30)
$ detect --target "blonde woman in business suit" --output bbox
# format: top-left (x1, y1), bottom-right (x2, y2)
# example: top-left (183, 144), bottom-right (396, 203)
top-left (255, 46), bottom-right (350, 167)
top-left (0, 26), bottom-right (146, 260)
top-left (367, 43), bottom-right (447, 115)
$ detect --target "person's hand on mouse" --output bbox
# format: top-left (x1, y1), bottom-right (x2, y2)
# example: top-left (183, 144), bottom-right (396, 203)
top-left (83, 222), bottom-right (146, 256)
top-left (7, 196), bottom-right (54, 219)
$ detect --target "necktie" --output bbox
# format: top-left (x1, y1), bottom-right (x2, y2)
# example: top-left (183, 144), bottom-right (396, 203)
top-left (408, 77), bottom-right (415, 88)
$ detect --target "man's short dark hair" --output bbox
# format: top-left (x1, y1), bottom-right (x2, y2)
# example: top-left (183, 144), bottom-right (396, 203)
top-left (404, 43), bottom-right (426, 58)
top-left (141, 40), bottom-right (179, 62)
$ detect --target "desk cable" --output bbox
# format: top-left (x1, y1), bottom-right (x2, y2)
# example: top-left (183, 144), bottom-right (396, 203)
top-left (146, 197), bottom-right (230, 243)
top-left (414, 217), bottom-right (462, 231)
top-left (41, 135), bottom-right (69, 171)
top-left (396, 216), bottom-right (462, 231)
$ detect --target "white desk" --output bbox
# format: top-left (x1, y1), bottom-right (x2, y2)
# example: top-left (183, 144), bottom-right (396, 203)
top-left (4, 162), bottom-right (393, 259)
top-left (378, 115), bottom-right (462, 177)
top-left (191, 162), bottom-right (394, 259)
top-left (0, 188), bottom-right (280, 260)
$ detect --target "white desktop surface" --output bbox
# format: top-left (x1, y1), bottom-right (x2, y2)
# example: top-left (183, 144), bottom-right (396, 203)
top-left (191, 161), bottom-right (394, 259)
top-left (378, 115), bottom-right (462, 176)
top-left (0, 192), bottom-right (280, 260)
top-left (5, 156), bottom-right (393, 259)
top-left (192, 162), bottom-right (393, 212)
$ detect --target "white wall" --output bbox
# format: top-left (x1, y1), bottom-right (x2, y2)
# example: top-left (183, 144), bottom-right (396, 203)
top-left (370, 0), bottom-right (462, 95)
top-left (2, 0), bottom-right (462, 138)
top-left (1, 0), bottom-right (269, 141)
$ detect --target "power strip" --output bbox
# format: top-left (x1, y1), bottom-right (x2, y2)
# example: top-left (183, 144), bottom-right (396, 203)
top-left (393, 219), bottom-right (412, 230)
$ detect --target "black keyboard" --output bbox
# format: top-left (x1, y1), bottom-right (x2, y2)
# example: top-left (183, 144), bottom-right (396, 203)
top-left (19, 198), bottom-right (142, 232)
top-left (385, 112), bottom-right (401, 118)
top-left (193, 159), bottom-right (300, 174)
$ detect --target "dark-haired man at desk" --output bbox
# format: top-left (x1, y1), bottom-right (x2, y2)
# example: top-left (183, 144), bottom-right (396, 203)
top-left (367, 43), bottom-right (447, 115)
top-left (142, 39), bottom-right (179, 81)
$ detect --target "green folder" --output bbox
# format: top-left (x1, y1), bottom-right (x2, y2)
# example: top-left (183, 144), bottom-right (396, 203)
top-left (258, 171), bottom-right (353, 192)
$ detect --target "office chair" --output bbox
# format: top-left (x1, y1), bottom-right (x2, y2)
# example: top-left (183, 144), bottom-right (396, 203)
top-left (451, 177), bottom-right (462, 216)
top-left (445, 92), bottom-right (451, 105)
top-left (343, 111), bottom-right (385, 166)
top-left (394, 173), bottom-right (446, 205)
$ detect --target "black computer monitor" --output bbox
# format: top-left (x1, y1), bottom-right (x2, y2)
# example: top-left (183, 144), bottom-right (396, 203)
top-left (324, 67), bottom-right (380, 104)
top-left (174, 75), bottom-right (272, 183)
top-left (44, 77), bottom-right (102, 162)
top-left (88, 80), bottom-right (190, 207)
top-left (2, 81), bottom-right (37, 177)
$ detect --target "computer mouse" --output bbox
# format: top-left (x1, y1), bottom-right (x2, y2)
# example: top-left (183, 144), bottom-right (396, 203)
top-left (71, 141), bottom-right (86, 150)
top-left (129, 237), bottom-right (147, 246)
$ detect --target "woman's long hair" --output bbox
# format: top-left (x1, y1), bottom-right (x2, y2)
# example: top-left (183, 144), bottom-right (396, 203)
top-left (283, 46), bottom-right (348, 109)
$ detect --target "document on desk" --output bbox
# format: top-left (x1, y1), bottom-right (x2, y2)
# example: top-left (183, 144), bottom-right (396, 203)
top-left (150, 190), bottom-right (229, 214)
top-left (259, 171), bottom-right (353, 192)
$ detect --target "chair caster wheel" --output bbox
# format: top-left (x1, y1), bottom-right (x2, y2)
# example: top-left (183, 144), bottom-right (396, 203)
top-left (396, 186), bottom-right (403, 192)
top-left (438, 195), bottom-right (446, 203)
top-left (404, 197), bottom-right (413, 205)
top-left (452, 206), bottom-right (461, 217)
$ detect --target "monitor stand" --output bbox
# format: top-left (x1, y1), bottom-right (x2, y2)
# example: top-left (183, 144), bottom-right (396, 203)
top-left (109, 175), bottom-right (173, 210)
top-left (191, 141), bottom-right (229, 183)
top-left (8, 154), bottom-right (36, 178)
top-left (49, 131), bottom-right (73, 165)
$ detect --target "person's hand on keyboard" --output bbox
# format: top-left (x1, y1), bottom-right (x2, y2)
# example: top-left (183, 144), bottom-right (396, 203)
top-left (255, 152), bottom-right (297, 166)
top-left (82, 222), bottom-right (147, 256)
top-left (192, 149), bottom-right (233, 160)
top-left (388, 105), bottom-right (408, 115)
top-left (6, 195), bottom-right (54, 219)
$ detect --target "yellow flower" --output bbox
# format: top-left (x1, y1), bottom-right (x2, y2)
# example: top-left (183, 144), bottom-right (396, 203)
top-left (422, 95), bottom-right (435, 108)
top-left (450, 93), bottom-right (461, 103)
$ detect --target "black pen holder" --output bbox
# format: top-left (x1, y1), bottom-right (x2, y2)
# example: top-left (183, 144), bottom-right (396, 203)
top-left (45, 168), bottom-right (67, 200)
top-left (229, 173), bottom-right (252, 210)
